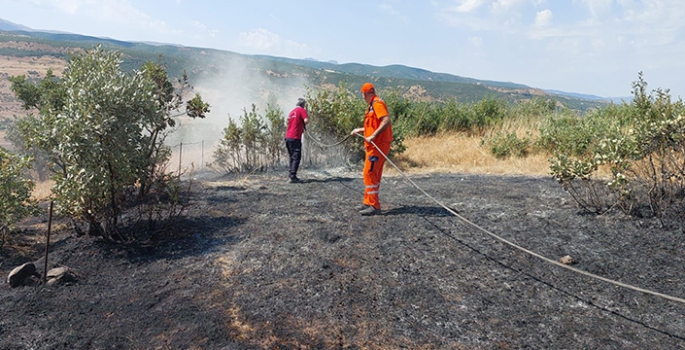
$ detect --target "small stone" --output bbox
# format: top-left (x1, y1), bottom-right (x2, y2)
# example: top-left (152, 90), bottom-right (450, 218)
top-left (7, 262), bottom-right (37, 288)
top-left (559, 255), bottom-right (575, 265)
top-left (46, 266), bottom-right (78, 284)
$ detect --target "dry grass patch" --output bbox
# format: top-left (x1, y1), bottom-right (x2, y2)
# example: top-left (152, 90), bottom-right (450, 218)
top-left (32, 179), bottom-right (55, 202)
top-left (0, 55), bottom-right (66, 77)
top-left (389, 133), bottom-right (550, 177)
top-left (0, 55), bottom-right (68, 119)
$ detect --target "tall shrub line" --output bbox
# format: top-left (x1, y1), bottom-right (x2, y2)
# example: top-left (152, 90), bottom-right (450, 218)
top-left (213, 83), bottom-right (563, 170)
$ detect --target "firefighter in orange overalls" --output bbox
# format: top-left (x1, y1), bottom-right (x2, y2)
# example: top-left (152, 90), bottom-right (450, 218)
top-left (351, 82), bottom-right (393, 216)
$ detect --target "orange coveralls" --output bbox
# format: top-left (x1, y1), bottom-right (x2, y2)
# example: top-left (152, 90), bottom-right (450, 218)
top-left (363, 96), bottom-right (393, 209)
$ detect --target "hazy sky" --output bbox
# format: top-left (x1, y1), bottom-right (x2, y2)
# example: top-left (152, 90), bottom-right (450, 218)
top-left (2, 0), bottom-right (684, 99)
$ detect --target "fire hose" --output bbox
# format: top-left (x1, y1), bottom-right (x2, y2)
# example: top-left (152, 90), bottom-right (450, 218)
top-left (308, 129), bottom-right (685, 305)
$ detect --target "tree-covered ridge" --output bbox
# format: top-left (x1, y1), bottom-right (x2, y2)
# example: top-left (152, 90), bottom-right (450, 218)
top-left (0, 30), bottom-right (608, 112)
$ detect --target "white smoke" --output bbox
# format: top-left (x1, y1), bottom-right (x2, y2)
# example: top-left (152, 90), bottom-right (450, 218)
top-left (166, 50), bottom-right (311, 170)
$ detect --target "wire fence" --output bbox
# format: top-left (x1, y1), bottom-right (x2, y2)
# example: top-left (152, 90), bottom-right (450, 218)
top-left (168, 140), bottom-right (220, 175)
top-left (1, 138), bottom-right (216, 175)
top-left (2, 135), bottom-right (353, 177)
top-left (168, 135), bottom-right (357, 176)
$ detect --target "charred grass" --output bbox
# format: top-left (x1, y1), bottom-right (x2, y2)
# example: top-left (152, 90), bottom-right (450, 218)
top-left (1, 170), bottom-right (684, 349)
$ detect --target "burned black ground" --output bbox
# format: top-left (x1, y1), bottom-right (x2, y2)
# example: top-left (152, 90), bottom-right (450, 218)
top-left (1, 170), bottom-right (685, 349)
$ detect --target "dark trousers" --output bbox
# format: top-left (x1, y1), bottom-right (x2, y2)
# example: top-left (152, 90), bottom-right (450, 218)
top-left (285, 138), bottom-right (302, 179)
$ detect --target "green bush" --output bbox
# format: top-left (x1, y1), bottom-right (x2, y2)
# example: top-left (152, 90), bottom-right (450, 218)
top-left (438, 98), bottom-right (471, 133)
top-left (537, 112), bottom-right (614, 158)
top-left (305, 82), bottom-right (368, 163)
top-left (513, 97), bottom-right (557, 117)
top-left (547, 72), bottom-right (685, 222)
top-left (10, 45), bottom-right (209, 241)
top-left (212, 101), bottom-right (286, 172)
top-left (213, 118), bottom-right (244, 173)
top-left (0, 147), bottom-right (39, 249)
top-left (481, 132), bottom-right (532, 159)
top-left (264, 97), bottom-right (286, 168)
top-left (470, 97), bottom-right (507, 132)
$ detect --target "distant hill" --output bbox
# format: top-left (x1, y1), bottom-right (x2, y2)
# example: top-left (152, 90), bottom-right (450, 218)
top-left (0, 19), bottom-right (30, 31)
top-left (9, 29), bottom-right (140, 48)
top-left (0, 19), bottom-right (609, 113)
top-left (255, 55), bottom-right (530, 90)
top-left (544, 89), bottom-right (609, 102)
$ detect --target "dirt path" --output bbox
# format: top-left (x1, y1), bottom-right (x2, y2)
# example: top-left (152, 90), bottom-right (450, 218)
top-left (1, 170), bottom-right (684, 349)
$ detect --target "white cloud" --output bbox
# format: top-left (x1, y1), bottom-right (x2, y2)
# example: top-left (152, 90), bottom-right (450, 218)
top-left (27, 0), bottom-right (82, 14)
top-left (192, 21), bottom-right (218, 38)
top-left (97, 2), bottom-right (170, 34)
top-left (28, 0), bottom-right (171, 34)
top-left (454, 0), bottom-right (488, 13)
top-left (469, 36), bottom-right (484, 47)
top-left (545, 0), bottom-right (684, 51)
top-left (439, 0), bottom-right (530, 30)
top-left (238, 28), bottom-right (320, 58)
top-left (438, 0), bottom-right (684, 55)
top-left (379, 3), bottom-right (410, 23)
top-left (239, 28), bottom-right (281, 50)
top-left (491, 0), bottom-right (527, 16)
top-left (431, 0), bottom-right (685, 96)
top-left (490, 0), bottom-right (527, 28)
top-left (379, 3), bottom-right (399, 15)
top-left (534, 9), bottom-right (553, 27)
top-left (574, 0), bottom-right (614, 18)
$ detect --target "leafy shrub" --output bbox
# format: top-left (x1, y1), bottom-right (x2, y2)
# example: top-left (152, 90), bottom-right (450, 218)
top-left (264, 97), bottom-right (287, 167)
top-left (305, 82), bottom-right (368, 164)
top-left (213, 100), bottom-right (288, 172)
top-left (10, 45), bottom-right (209, 241)
top-left (481, 132), bottom-right (532, 159)
top-left (548, 72), bottom-right (685, 222)
top-left (0, 147), bottom-right (39, 248)
top-left (438, 98), bottom-right (472, 133)
top-left (389, 94), bottom-right (523, 138)
top-left (627, 113), bottom-right (685, 221)
top-left (471, 97), bottom-right (506, 132)
top-left (213, 118), bottom-right (244, 173)
top-left (537, 112), bottom-right (616, 158)
top-left (513, 97), bottom-right (557, 118)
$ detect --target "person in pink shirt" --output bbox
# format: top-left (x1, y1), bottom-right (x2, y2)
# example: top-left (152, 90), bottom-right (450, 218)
top-left (285, 98), bottom-right (309, 183)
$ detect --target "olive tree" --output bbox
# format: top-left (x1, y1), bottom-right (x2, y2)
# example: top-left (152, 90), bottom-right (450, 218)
top-left (10, 46), bottom-right (209, 241)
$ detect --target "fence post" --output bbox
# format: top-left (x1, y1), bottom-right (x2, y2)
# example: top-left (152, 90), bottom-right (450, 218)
top-left (43, 201), bottom-right (54, 283)
top-left (178, 142), bottom-right (183, 175)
